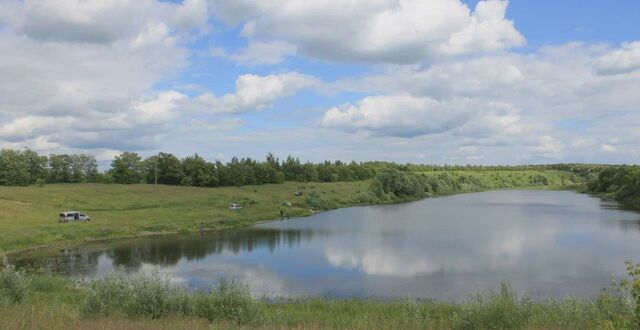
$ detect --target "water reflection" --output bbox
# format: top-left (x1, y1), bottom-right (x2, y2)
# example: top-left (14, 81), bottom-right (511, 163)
top-left (11, 229), bottom-right (320, 275)
top-left (10, 190), bottom-right (640, 300)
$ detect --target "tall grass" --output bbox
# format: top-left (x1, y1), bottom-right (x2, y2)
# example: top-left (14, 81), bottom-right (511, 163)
top-left (449, 282), bottom-right (636, 329)
top-left (5, 263), bottom-right (640, 328)
top-left (194, 280), bottom-right (261, 324)
top-left (0, 261), bottom-right (29, 305)
top-left (82, 270), bottom-right (192, 319)
top-left (81, 271), bottom-right (260, 324)
top-left (1, 270), bottom-right (640, 328)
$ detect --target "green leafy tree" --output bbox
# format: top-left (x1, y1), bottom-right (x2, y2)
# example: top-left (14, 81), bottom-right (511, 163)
top-left (22, 148), bottom-right (48, 183)
top-left (155, 152), bottom-right (184, 185)
top-left (48, 154), bottom-right (73, 183)
top-left (109, 152), bottom-right (142, 184)
top-left (182, 154), bottom-right (218, 187)
top-left (0, 149), bottom-right (30, 186)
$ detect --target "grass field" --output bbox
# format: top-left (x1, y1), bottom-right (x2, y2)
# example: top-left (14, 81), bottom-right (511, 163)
top-left (0, 181), bottom-right (370, 255)
top-left (0, 170), bottom-right (584, 255)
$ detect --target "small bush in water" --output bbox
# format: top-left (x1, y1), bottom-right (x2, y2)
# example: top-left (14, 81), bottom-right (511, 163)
top-left (195, 280), bottom-right (261, 324)
top-left (0, 261), bottom-right (29, 305)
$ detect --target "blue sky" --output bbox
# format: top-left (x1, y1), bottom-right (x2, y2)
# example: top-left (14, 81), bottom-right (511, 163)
top-left (0, 0), bottom-right (639, 166)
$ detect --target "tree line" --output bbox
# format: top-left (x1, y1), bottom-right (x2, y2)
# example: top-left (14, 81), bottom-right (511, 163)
top-left (0, 149), bottom-right (98, 186)
top-left (107, 152), bottom-right (380, 186)
top-left (586, 165), bottom-right (640, 206)
top-left (0, 149), bottom-right (383, 186)
top-left (0, 147), bottom-right (611, 188)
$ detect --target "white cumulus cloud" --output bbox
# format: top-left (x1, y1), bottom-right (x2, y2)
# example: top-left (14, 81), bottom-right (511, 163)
top-left (193, 72), bottom-right (319, 113)
top-left (211, 0), bottom-right (524, 63)
top-left (593, 42), bottom-right (640, 75)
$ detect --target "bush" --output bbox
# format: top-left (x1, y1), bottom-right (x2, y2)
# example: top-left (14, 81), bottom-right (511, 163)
top-left (621, 261), bottom-right (640, 326)
top-left (195, 280), bottom-right (261, 324)
top-left (81, 271), bottom-right (260, 323)
top-left (306, 191), bottom-right (338, 210)
top-left (0, 262), bottom-right (29, 305)
top-left (82, 270), bottom-right (192, 319)
top-left (452, 284), bottom-right (533, 330)
top-left (354, 191), bottom-right (380, 204)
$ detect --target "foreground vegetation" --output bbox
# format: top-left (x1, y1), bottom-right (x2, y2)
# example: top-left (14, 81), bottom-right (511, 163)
top-left (1, 262), bottom-right (640, 329)
top-left (0, 169), bottom-right (584, 255)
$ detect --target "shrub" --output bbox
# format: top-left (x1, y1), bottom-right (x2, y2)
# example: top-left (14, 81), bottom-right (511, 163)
top-left (306, 191), bottom-right (338, 210)
top-left (621, 261), bottom-right (640, 326)
top-left (195, 280), bottom-right (261, 324)
top-left (0, 262), bottom-right (29, 305)
top-left (452, 284), bottom-right (533, 330)
top-left (354, 191), bottom-right (380, 204)
top-left (81, 270), bottom-right (192, 319)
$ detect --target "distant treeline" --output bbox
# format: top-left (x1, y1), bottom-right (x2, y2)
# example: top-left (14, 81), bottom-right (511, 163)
top-left (0, 149), bottom-right (98, 186)
top-left (364, 167), bottom-right (585, 203)
top-left (107, 152), bottom-right (381, 186)
top-left (587, 165), bottom-right (640, 206)
top-left (0, 148), bottom-right (608, 187)
top-left (408, 163), bottom-right (607, 176)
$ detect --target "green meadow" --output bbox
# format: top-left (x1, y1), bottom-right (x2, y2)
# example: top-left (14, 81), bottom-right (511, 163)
top-left (0, 181), bottom-right (369, 255)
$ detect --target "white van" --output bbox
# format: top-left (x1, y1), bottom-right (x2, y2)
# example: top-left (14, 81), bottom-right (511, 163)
top-left (228, 203), bottom-right (242, 210)
top-left (59, 211), bottom-right (91, 222)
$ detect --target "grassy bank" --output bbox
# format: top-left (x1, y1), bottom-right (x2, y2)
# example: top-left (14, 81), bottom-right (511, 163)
top-left (0, 170), bottom-right (584, 255)
top-left (0, 181), bottom-right (371, 255)
top-left (0, 264), bottom-right (638, 330)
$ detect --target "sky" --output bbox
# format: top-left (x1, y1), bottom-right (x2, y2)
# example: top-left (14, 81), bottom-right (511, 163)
top-left (0, 0), bottom-right (639, 167)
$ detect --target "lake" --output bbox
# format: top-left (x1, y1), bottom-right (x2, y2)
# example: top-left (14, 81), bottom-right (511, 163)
top-left (11, 190), bottom-right (640, 301)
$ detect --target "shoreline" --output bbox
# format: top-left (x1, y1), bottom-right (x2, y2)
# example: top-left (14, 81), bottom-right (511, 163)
top-left (4, 184), bottom-right (576, 259)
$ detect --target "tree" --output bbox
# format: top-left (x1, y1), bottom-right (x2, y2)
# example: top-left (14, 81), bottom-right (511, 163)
top-left (82, 155), bottom-right (99, 182)
top-left (22, 149), bottom-right (48, 183)
top-left (182, 154), bottom-right (218, 187)
top-left (0, 149), bottom-right (30, 186)
top-left (282, 156), bottom-right (302, 181)
top-left (338, 165), bottom-right (353, 181)
top-left (109, 152), bottom-right (142, 184)
top-left (317, 162), bottom-right (334, 182)
top-left (48, 154), bottom-right (72, 183)
top-left (226, 157), bottom-right (246, 186)
top-left (303, 162), bottom-right (318, 182)
top-left (156, 152), bottom-right (184, 185)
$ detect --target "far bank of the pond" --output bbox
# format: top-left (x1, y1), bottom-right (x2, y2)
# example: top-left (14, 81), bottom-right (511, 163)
top-left (1, 169), bottom-right (583, 257)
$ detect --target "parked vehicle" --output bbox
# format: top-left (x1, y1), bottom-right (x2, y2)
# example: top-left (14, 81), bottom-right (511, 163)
top-left (59, 211), bottom-right (91, 222)
top-left (293, 191), bottom-right (303, 196)
top-left (228, 203), bottom-right (242, 210)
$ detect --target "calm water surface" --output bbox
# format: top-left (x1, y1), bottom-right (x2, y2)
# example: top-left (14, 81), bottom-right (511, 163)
top-left (11, 190), bottom-right (640, 300)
